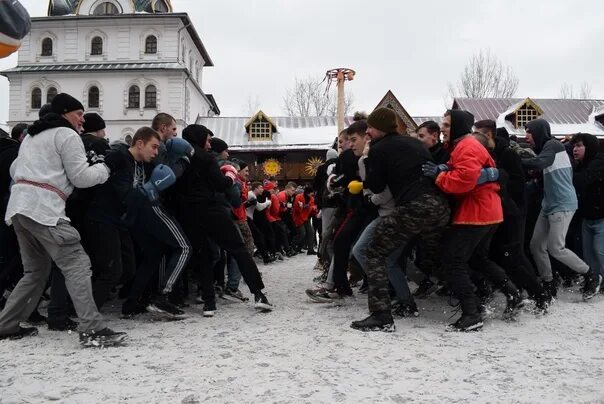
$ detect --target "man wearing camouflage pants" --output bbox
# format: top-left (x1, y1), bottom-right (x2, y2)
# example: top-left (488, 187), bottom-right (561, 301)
top-left (350, 107), bottom-right (451, 332)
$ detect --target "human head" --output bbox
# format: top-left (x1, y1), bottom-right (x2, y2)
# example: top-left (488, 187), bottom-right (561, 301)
top-left (285, 181), bottom-right (297, 197)
top-left (570, 132), bottom-right (599, 163)
top-left (346, 119), bottom-right (369, 157)
top-left (326, 148), bottom-right (338, 161)
top-left (151, 113), bottom-right (177, 141)
top-left (182, 124), bottom-right (212, 150)
top-left (129, 126), bottom-right (161, 162)
top-left (237, 160), bottom-right (249, 181)
top-left (471, 131), bottom-right (490, 149)
top-left (264, 181), bottom-right (277, 194)
top-left (338, 129), bottom-right (350, 151)
top-left (39, 103), bottom-right (52, 119)
top-left (416, 120), bottom-right (441, 148)
top-left (473, 119), bottom-right (497, 150)
top-left (251, 181), bottom-right (264, 196)
top-left (210, 137), bottom-right (229, 159)
top-left (82, 112), bottom-right (106, 138)
top-left (443, 109), bottom-right (474, 144)
top-left (10, 123), bottom-right (28, 142)
top-left (51, 93), bottom-right (85, 133)
top-left (366, 107), bottom-right (397, 140)
top-left (524, 119), bottom-right (552, 154)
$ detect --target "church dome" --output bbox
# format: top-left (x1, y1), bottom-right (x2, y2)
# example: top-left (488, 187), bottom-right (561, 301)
top-left (48, 0), bottom-right (173, 16)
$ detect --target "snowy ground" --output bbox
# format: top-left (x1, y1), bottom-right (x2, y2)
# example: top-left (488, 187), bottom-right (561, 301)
top-left (0, 254), bottom-right (603, 403)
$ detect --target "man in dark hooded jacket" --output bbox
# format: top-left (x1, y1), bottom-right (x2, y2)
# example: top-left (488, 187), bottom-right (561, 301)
top-left (521, 119), bottom-right (601, 300)
top-left (172, 124), bottom-right (273, 314)
top-left (571, 133), bottom-right (604, 292)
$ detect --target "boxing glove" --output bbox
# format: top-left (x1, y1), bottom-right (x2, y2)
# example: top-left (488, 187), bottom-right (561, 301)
top-left (220, 164), bottom-right (238, 181)
top-left (477, 167), bottom-right (499, 185)
top-left (142, 164), bottom-right (176, 203)
top-left (0, 1), bottom-right (31, 58)
top-left (165, 137), bottom-right (194, 163)
top-left (422, 161), bottom-right (449, 178)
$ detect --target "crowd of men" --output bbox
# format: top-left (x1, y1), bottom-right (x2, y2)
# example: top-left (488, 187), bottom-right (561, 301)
top-left (0, 92), bottom-right (602, 347)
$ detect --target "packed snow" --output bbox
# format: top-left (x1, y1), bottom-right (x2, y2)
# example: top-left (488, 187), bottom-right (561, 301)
top-left (0, 254), bottom-right (603, 403)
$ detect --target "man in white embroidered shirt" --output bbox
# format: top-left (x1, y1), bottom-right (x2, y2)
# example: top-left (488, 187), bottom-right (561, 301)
top-left (0, 93), bottom-right (127, 347)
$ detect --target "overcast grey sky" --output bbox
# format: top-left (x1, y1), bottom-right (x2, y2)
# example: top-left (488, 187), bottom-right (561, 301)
top-left (1, 0), bottom-right (603, 124)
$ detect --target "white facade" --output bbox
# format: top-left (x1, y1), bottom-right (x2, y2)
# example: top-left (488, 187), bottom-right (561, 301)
top-left (3, 1), bottom-right (219, 142)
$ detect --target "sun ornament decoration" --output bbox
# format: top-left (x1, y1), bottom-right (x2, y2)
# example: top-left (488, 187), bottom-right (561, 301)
top-left (262, 159), bottom-right (282, 177)
top-left (304, 156), bottom-right (324, 176)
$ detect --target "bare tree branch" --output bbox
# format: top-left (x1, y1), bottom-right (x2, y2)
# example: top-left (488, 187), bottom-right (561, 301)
top-left (283, 76), bottom-right (354, 117)
top-left (579, 81), bottom-right (592, 99)
top-left (559, 83), bottom-right (574, 99)
top-left (449, 49), bottom-right (519, 99)
top-left (244, 94), bottom-right (261, 116)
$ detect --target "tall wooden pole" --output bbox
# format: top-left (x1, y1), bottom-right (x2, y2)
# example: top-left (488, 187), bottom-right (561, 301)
top-left (337, 74), bottom-right (345, 136)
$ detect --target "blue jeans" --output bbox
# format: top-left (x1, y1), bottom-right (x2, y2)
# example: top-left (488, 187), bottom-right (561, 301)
top-left (352, 217), bottom-right (412, 303)
top-left (582, 219), bottom-right (604, 285)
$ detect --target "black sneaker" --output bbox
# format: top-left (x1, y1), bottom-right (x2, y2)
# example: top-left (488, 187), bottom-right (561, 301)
top-left (79, 328), bottom-right (128, 347)
top-left (307, 249), bottom-right (317, 255)
top-left (254, 291), bottom-right (273, 312)
top-left (27, 310), bottom-right (47, 325)
top-left (533, 292), bottom-right (550, 314)
top-left (413, 279), bottom-right (438, 299)
top-left (583, 271), bottom-right (602, 301)
top-left (392, 301), bottom-right (420, 318)
top-left (543, 280), bottom-right (557, 300)
top-left (223, 287), bottom-right (249, 302)
top-left (503, 292), bottom-right (524, 321)
top-left (305, 287), bottom-right (339, 303)
top-left (48, 317), bottom-right (78, 331)
top-left (446, 313), bottom-right (483, 332)
top-left (147, 295), bottom-right (185, 317)
top-left (350, 311), bottom-right (395, 332)
top-left (263, 254), bottom-right (277, 265)
top-left (121, 299), bottom-right (149, 318)
top-left (202, 301), bottom-right (216, 317)
top-left (0, 326), bottom-right (38, 340)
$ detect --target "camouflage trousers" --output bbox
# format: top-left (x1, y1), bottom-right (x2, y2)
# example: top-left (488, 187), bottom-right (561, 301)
top-left (366, 193), bottom-right (451, 313)
top-left (237, 220), bottom-right (255, 256)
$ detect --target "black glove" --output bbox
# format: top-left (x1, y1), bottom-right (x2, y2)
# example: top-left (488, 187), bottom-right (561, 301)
top-left (421, 161), bottom-right (449, 178)
top-left (245, 198), bottom-right (258, 208)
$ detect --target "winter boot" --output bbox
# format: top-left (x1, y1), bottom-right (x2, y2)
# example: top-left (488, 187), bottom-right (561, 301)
top-left (500, 280), bottom-right (524, 320)
top-left (0, 326), bottom-right (38, 340)
top-left (79, 328), bottom-right (128, 347)
top-left (254, 291), bottom-right (273, 312)
top-left (413, 279), bottom-right (438, 299)
top-left (350, 311), bottom-right (395, 332)
top-left (582, 269), bottom-right (602, 301)
top-left (446, 313), bottom-right (483, 332)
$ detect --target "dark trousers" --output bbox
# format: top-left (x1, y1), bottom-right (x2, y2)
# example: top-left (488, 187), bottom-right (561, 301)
top-left (442, 224), bottom-right (509, 315)
top-left (294, 221), bottom-right (315, 251)
top-left (248, 217), bottom-right (268, 257)
top-left (490, 215), bottom-right (543, 297)
top-left (272, 220), bottom-right (290, 252)
top-left (87, 220), bottom-right (136, 309)
top-left (333, 211), bottom-right (367, 295)
top-left (128, 203), bottom-right (191, 302)
top-left (254, 212), bottom-right (275, 253)
top-left (0, 217), bottom-right (21, 296)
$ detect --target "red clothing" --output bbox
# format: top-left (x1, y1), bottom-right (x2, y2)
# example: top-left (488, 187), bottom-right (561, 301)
top-left (266, 193), bottom-right (281, 222)
top-left (292, 193), bottom-right (315, 226)
top-left (232, 178), bottom-right (248, 222)
top-left (277, 191), bottom-right (289, 215)
top-left (435, 136), bottom-right (503, 225)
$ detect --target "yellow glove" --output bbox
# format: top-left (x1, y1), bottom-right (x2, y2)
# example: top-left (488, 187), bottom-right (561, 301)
top-left (347, 180), bottom-right (364, 195)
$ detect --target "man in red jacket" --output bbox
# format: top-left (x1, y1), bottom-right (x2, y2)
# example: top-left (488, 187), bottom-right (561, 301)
top-left (425, 109), bottom-right (522, 332)
top-left (265, 182), bottom-right (295, 257)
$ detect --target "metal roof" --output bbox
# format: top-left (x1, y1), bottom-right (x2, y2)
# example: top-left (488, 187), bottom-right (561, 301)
top-left (412, 116), bottom-right (444, 125)
top-left (2, 62), bottom-right (184, 74)
top-left (453, 98), bottom-right (604, 125)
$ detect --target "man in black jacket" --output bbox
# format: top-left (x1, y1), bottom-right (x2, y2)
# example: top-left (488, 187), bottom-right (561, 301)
top-left (351, 107), bottom-right (450, 332)
top-left (571, 133), bottom-right (604, 293)
top-left (417, 120), bottom-right (449, 164)
top-left (172, 125), bottom-right (273, 314)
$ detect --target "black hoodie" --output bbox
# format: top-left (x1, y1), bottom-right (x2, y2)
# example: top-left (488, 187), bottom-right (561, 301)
top-left (0, 136), bottom-right (20, 212)
top-left (27, 113), bottom-right (74, 136)
top-left (492, 136), bottom-right (526, 211)
top-left (573, 134), bottom-right (604, 220)
top-left (524, 119), bottom-right (551, 155)
top-left (449, 110), bottom-right (475, 143)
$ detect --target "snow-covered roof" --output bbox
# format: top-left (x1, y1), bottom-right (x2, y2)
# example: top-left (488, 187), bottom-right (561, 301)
top-left (2, 62), bottom-right (183, 75)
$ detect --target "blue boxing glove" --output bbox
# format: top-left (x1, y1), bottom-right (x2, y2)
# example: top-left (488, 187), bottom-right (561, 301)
top-left (165, 137), bottom-right (194, 164)
top-left (142, 164), bottom-right (176, 203)
top-left (476, 167), bottom-right (499, 185)
top-left (421, 161), bottom-right (449, 178)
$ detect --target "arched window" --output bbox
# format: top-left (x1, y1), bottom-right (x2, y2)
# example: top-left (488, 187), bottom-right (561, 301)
top-left (93, 2), bottom-right (119, 15)
top-left (41, 37), bottom-right (53, 56)
top-left (154, 0), bottom-right (169, 12)
top-left (88, 86), bottom-right (100, 108)
top-left (91, 36), bottom-right (103, 55)
top-left (128, 85), bottom-right (140, 108)
top-left (145, 85), bottom-right (157, 108)
top-left (31, 87), bottom-right (42, 109)
top-left (145, 35), bottom-right (157, 54)
top-left (47, 87), bottom-right (58, 103)
top-left (124, 134), bottom-right (133, 145)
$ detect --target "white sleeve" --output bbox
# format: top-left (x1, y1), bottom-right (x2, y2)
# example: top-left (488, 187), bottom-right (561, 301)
top-left (58, 129), bottom-right (109, 188)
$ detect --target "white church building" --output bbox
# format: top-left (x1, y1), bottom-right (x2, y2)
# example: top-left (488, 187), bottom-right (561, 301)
top-left (2, 0), bottom-right (220, 143)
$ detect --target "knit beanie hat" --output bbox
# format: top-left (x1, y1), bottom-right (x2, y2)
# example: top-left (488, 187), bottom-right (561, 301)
top-left (210, 137), bottom-right (228, 153)
top-left (326, 148), bottom-right (338, 160)
top-left (83, 112), bottom-right (105, 133)
top-left (51, 93), bottom-right (84, 115)
top-left (367, 107), bottom-right (398, 133)
top-left (449, 109), bottom-right (475, 142)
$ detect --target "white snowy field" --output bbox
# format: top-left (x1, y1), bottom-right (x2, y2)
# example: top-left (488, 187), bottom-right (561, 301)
top-left (0, 254), bottom-right (603, 404)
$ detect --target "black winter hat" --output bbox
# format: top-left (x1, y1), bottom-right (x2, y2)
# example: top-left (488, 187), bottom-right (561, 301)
top-left (83, 112), bottom-right (105, 133)
top-left (39, 103), bottom-right (53, 118)
top-left (51, 93), bottom-right (84, 115)
top-left (448, 109), bottom-right (475, 142)
top-left (367, 107), bottom-right (398, 133)
top-left (210, 137), bottom-right (228, 153)
top-left (182, 124), bottom-right (212, 148)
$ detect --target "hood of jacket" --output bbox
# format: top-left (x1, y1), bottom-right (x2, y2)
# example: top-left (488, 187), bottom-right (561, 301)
top-left (27, 112), bottom-right (75, 136)
top-left (525, 119), bottom-right (551, 154)
top-left (449, 110), bottom-right (475, 143)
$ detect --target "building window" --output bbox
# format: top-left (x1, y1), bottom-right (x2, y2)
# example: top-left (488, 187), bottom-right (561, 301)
top-left (128, 85), bottom-right (140, 108)
top-left (124, 134), bottom-right (133, 145)
top-left (47, 87), bottom-right (58, 103)
top-left (145, 85), bottom-right (157, 108)
top-left (145, 35), bottom-right (157, 54)
top-left (154, 0), bottom-right (169, 12)
top-left (31, 87), bottom-right (42, 109)
top-left (93, 2), bottom-right (119, 15)
top-left (41, 37), bottom-right (53, 56)
top-left (250, 121), bottom-right (272, 140)
top-left (516, 105), bottom-right (539, 129)
top-left (88, 86), bottom-right (100, 108)
top-left (91, 36), bottom-right (103, 55)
